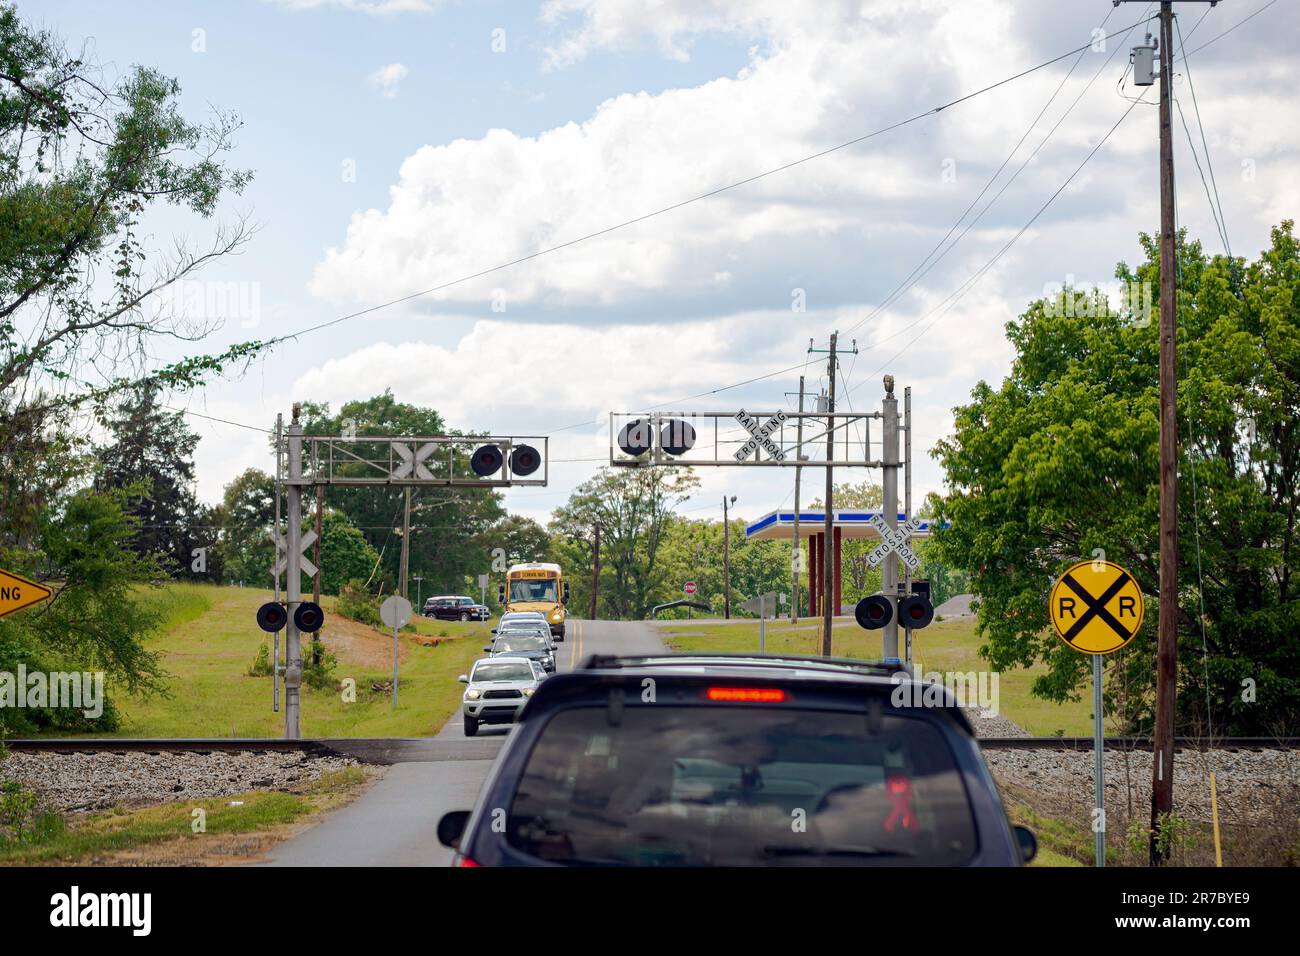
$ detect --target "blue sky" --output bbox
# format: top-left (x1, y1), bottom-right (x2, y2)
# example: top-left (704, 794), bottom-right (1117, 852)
top-left (20, 0), bottom-right (1298, 524)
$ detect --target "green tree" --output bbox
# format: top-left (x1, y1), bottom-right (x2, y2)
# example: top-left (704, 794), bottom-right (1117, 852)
top-left (95, 382), bottom-right (203, 574)
top-left (933, 223), bottom-right (1300, 735)
top-left (214, 468), bottom-right (276, 586)
top-left (295, 392), bottom-right (505, 596)
top-left (491, 515), bottom-right (551, 566)
top-left (0, 3), bottom-right (264, 494)
top-left (318, 511), bottom-right (380, 596)
top-left (1, 487), bottom-right (168, 733)
top-left (551, 466), bottom-right (699, 619)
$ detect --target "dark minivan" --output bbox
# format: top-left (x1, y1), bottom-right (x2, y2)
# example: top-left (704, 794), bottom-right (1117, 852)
top-left (438, 653), bottom-right (1036, 867)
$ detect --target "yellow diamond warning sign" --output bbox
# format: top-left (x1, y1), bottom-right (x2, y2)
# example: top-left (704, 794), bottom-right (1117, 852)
top-left (1049, 560), bottom-right (1144, 655)
top-left (0, 569), bottom-right (53, 619)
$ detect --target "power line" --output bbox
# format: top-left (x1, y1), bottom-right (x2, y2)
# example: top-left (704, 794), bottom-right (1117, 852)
top-left (795, 86), bottom-right (1154, 453)
top-left (840, 3), bottom-right (1129, 341)
top-left (79, 16), bottom-right (1160, 451)
top-left (792, 0), bottom-right (1269, 452)
top-left (1175, 11), bottom-right (1232, 257)
top-left (1184, 0), bottom-right (1278, 56)
top-left (265, 16), bottom-right (1156, 355)
top-left (548, 15), bottom-right (1158, 441)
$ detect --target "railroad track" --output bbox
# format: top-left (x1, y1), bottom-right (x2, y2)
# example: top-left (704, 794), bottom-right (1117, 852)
top-left (5, 735), bottom-right (1296, 763)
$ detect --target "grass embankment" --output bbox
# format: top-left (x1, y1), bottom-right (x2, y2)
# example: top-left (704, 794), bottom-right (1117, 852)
top-left (103, 583), bottom-right (488, 738)
top-left (657, 616), bottom-right (1092, 736)
top-left (0, 767), bottom-right (368, 865)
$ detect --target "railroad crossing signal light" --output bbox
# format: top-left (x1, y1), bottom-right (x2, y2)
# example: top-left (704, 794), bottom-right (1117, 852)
top-left (497, 583), bottom-right (506, 603)
top-left (617, 419), bottom-right (653, 456)
top-left (510, 444), bottom-right (541, 477)
top-left (562, 581), bottom-right (571, 603)
top-left (659, 419), bottom-right (696, 457)
top-left (855, 594), bottom-right (892, 630)
top-left (470, 444), bottom-right (504, 476)
top-left (294, 601), bottom-right (325, 632)
top-left (898, 594), bottom-right (934, 629)
top-left (256, 601), bottom-right (288, 633)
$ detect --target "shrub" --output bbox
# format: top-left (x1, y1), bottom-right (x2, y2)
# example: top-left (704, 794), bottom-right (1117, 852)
top-left (248, 642), bottom-right (273, 677)
top-left (337, 580), bottom-right (381, 628)
top-left (302, 647), bottom-right (339, 692)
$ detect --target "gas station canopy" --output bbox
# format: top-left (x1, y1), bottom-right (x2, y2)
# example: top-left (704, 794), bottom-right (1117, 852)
top-left (744, 511), bottom-right (939, 541)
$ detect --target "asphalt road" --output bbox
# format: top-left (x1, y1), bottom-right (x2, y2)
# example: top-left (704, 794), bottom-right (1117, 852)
top-left (258, 618), bottom-right (664, 866)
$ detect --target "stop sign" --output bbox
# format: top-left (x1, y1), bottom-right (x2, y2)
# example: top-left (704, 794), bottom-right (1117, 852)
top-left (684, 582), bottom-right (697, 595)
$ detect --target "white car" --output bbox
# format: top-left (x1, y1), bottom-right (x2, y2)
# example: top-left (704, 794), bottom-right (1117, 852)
top-left (458, 657), bottom-right (544, 737)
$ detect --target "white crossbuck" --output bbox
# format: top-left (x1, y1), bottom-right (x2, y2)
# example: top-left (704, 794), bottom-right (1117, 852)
top-left (391, 442), bottom-right (438, 480)
top-left (865, 514), bottom-right (925, 572)
top-left (274, 530), bottom-right (318, 579)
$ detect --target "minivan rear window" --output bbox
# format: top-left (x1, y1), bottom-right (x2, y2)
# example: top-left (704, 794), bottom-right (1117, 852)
top-left (504, 704), bottom-right (977, 866)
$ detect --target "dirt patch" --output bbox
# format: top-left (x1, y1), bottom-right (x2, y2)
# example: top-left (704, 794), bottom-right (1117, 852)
top-left (317, 617), bottom-right (422, 669)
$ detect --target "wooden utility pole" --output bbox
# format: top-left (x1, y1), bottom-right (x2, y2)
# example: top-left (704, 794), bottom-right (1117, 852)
top-left (1151, 0), bottom-right (1179, 865)
top-left (822, 332), bottom-right (838, 655)
top-left (589, 524), bottom-right (600, 620)
top-left (792, 375), bottom-right (805, 622)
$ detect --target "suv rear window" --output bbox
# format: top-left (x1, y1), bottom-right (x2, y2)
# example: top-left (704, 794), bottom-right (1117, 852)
top-left (503, 704), bottom-right (977, 866)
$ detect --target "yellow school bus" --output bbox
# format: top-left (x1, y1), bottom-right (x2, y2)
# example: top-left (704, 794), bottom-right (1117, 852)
top-left (500, 562), bottom-right (569, 639)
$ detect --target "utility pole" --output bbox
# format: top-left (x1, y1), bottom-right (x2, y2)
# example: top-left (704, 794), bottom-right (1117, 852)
top-left (589, 524), bottom-right (600, 620)
top-left (1152, 0), bottom-right (1179, 865)
top-left (822, 332), bottom-right (837, 654)
top-left (791, 375), bottom-right (805, 623)
top-left (284, 404), bottom-right (304, 739)
top-left (722, 495), bottom-right (736, 619)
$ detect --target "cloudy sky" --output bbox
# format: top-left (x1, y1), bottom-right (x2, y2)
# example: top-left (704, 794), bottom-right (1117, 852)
top-left (24, 0), bottom-right (1297, 527)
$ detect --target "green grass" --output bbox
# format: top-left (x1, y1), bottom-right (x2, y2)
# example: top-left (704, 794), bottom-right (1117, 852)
top-left (0, 767), bottom-right (366, 864)
top-left (88, 583), bottom-right (490, 738)
top-left (657, 616), bottom-right (1091, 736)
top-left (137, 581), bottom-right (213, 630)
top-left (1029, 845), bottom-right (1085, 867)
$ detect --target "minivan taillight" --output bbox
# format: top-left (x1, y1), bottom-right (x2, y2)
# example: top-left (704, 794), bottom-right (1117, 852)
top-left (457, 856), bottom-right (482, 867)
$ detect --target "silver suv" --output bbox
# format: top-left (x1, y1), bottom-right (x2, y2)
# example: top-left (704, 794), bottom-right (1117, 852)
top-left (458, 657), bottom-right (544, 737)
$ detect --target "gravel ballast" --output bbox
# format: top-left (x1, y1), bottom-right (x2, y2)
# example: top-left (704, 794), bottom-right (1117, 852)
top-left (1, 751), bottom-right (359, 813)
top-left (985, 746), bottom-right (1300, 823)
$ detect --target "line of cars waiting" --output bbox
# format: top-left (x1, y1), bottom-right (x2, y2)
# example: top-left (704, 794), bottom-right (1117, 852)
top-left (457, 610), bottom-right (559, 737)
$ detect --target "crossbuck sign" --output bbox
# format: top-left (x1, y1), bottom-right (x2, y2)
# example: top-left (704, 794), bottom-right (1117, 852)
top-left (865, 514), bottom-right (924, 572)
top-left (733, 410), bottom-right (788, 462)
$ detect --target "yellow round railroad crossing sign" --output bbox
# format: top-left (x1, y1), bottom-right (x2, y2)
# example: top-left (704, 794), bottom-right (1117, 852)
top-left (1049, 560), bottom-right (1144, 655)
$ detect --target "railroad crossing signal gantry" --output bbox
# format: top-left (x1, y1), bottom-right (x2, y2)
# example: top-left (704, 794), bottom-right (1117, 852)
top-left (270, 406), bottom-right (550, 739)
